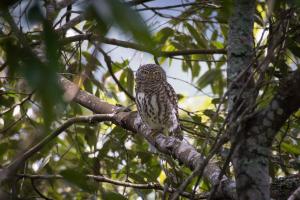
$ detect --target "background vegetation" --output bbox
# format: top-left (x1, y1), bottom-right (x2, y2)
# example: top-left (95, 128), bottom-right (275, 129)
top-left (0, 0), bottom-right (300, 199)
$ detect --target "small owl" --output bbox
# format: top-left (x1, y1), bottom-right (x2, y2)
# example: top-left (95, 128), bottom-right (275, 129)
top-left (135, 64), bottom-right (182, 140)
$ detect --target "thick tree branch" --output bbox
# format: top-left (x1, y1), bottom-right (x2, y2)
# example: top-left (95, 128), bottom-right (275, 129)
top-left (171, 135), bottom-right (229, 200)
top-left (288, 186), bottom-right (300, 200)
top-left (272, 174), bottom-right (300, 200)
top-left (258, 70), bottom-right (300, 142)
top-left (58, 76), bottom-right (237, 199)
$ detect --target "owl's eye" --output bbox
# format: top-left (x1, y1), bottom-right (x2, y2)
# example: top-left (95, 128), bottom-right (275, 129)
top-left (142, 70), bottom-right (149, 75)
top-left (153, 71), bottom-right (161, 79)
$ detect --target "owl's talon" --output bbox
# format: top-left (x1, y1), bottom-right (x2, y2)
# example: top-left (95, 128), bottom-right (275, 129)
top-left (149, 129), bottom-right (160, 140)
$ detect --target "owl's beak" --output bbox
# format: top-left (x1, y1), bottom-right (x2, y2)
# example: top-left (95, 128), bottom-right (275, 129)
top-left (148, 74), bottom-right (154, 79)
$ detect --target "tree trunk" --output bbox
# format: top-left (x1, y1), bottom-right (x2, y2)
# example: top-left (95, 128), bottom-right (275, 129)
top-left (227, 0), bottom-right (270, 199)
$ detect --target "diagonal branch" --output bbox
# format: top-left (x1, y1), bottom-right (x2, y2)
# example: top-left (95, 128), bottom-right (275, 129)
top-left (288, 187), bottom-right (300, 200)
top-left (250, 69), bottom-right (300, 145)
top-left (94, 44), bottom-right (136, 101)
top-left (58, 76), bottom-right (237, 199)
top-left (55, 14), bottom-right (85, 33)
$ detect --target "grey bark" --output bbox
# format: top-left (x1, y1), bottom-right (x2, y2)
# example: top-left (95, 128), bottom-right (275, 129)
top-left (227, 0), bottom-right (261, 199)
top-left (227, 1), bottom-right (300, 200)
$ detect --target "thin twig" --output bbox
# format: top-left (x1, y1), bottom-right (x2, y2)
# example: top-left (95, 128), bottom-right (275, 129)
top-left (4, 114), bottom-right (116, 182)
top-left (96, 46), bottom-right (136, 101)
top-left (17, 174), bottom-right (203, 199)
top-left (136, 2), bottom-right (220, 11)
top-left (0, 92), bottom-right (34, 116)
top-left (62, 34), bottom-right (227, 56)
top-left (31, 179), bottom-right (53, 200)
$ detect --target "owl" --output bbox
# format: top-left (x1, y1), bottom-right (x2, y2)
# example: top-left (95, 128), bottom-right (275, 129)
top-left (135, 64), bottom-right (182, 140)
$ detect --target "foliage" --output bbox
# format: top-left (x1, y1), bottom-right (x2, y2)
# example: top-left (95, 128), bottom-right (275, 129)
top-left (0, 0), bottom-right (300, 199)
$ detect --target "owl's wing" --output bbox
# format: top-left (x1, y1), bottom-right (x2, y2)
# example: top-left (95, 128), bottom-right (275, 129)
top-left (165, 82), bottom-right (179, 116)
top-left (165, 82), bottom-right (182, 139)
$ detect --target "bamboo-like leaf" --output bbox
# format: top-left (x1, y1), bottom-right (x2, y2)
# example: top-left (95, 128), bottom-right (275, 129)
top-left (197, 68), bottom-right (221, 89)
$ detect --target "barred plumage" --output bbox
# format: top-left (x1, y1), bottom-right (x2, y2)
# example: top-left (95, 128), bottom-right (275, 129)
top-left (135, 64), bottom-right (182, 139)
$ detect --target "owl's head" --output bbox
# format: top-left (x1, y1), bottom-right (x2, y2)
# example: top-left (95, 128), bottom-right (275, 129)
top-left (136, 64), bottom-right (167, 84)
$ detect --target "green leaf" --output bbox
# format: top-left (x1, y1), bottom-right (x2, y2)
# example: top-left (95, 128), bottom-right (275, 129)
top-left (117, 67), bottom-right (134, 98)
top-left (185, 22), bottom-right (206, 48)
top-left (211, 41), bottom-right (224, 49)
top-left (181, 60), bottom-right (189, 72)
top-left (102, 192), bottom-right (128, 200)
top-left (216, 0), bottom-right (233, 23)
top-left (191, 115), bottom-right (202, 123)
top-left (211, 30), bottom-right (218, 41)
top-left (200, 179), bottom-right (210, 191)
top-left (170, 41), bottom-right (184, 50)
top-left (288, 0), bottom-right (300, 6)
top-left (211, 98), bottom-right (221, 105)
top-left (90, 0), bottom-right (154, 50)
top-left (197, 68), bottom-right (221, 89)
top-left (0, 143), bottom-right (8, 158)
top-left (154, 27), bottom-right (174, 44)
top-left (288, 42), bottom-right (300, 58)
top-left (126, 68), bottom-right (134, 96)
top-left (191, 59), bottom-right (201, 79)
top-left (128, 173), bottom-right (146, 183)
top-left (82, 51), bottom-right (101, 66)
top-left (211, 76), bottom-right (225, 96)
top-left (60, 169), bottom-right (96, 193)
top-left (84, 127), bottom-right (97, 148)
top-left (103, 60), bottom-right (129, 81)
top-left (281, 142), bottom-right (300, 155)
top-left (136, 151), bottom-right (152, 164)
